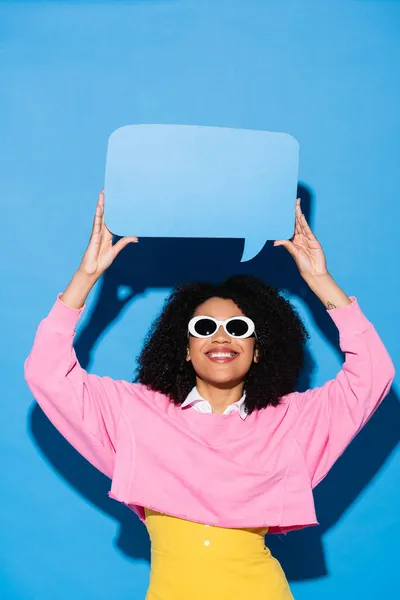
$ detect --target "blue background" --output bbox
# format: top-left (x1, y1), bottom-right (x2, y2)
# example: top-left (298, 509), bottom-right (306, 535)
top-left (1, 1), bottom-right (399, 598)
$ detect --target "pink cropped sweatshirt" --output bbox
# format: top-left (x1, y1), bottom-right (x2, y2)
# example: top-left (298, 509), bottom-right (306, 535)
top-left (24, 294), bottom-right (395, 534)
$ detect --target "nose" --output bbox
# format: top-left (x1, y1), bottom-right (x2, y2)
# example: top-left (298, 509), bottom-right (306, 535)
top-left (212, 325), bottom-right (231, 343)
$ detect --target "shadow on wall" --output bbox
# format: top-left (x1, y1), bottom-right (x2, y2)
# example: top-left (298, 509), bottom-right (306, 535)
top-left (28, 184), bottom-right (400, 581)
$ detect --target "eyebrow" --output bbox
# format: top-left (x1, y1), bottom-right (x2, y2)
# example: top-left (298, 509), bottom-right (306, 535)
top-left (194, 315), bottom-right (245, 319)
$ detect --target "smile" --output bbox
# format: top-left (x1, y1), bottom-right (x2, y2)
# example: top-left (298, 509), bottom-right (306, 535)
top-left (205, 351), bottom-right (239, 363)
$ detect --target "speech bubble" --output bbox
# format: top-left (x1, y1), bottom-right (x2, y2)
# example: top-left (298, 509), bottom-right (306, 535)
top-left (104, 124), bottom-right (299, 262)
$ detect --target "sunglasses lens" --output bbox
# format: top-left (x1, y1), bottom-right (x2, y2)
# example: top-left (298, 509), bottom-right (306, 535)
top-left (194, 318), bottom-right (217, 337)
top-left (226, 319), bottom-right (250, 337)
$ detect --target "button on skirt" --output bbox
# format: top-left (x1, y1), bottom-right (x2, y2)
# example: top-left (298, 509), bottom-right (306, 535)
top-left (144, 508), bottom-right (294, 600)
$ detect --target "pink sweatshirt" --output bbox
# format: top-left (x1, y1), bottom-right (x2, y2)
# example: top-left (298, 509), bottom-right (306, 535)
top-left (24, 294), bottom-right (395, 534)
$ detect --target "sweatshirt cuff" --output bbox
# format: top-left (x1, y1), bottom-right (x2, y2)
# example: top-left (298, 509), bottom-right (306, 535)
top-left (326, 296), bottom-right (372, 335)
top-left (45, 294), bottom-right (86, 335)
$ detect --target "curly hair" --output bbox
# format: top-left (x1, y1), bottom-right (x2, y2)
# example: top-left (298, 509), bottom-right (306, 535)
top-left (134, 274), bottom-right (309, 415)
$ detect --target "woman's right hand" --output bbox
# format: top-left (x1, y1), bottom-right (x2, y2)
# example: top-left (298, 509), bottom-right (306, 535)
top-left (77, 189), bottom-right (138, 282)
top-left (61, 190), bottom-right (138, 310)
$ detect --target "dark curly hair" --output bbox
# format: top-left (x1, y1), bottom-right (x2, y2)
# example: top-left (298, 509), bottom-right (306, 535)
top-left (134, 274), bottom-right (309, 415)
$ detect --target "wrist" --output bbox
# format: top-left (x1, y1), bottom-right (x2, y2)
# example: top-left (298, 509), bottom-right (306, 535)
top-left (302, 271), bottom-right (352, 309)
top-left (60, 270), bottom-right (98, 310)
top-left (302, 271), bottom-right (332, 287)
top-left (74, 268), bottom-right (99, 289)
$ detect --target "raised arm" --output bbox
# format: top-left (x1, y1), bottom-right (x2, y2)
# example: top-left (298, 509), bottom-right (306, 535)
top-left (292, 295), bottom-right (395, 488)
top-left (274, 198), bottom-right (395, 487)
top-left (24, 190), bottom-right (139, 478)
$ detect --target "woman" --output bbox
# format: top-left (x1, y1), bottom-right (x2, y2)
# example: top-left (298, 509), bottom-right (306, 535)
top-left (24, 191), bottom-right (395, 599)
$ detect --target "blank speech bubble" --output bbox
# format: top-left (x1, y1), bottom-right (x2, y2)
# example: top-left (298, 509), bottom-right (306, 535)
top-left (104, 124), bottom-right (299, 262)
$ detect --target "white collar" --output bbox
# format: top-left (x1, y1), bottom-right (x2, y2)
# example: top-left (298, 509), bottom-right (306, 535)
top-left (181, 386), bottom-right (248, 420)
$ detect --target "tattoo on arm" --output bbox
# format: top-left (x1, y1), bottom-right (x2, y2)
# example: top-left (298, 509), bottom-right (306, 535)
top-left (326, 301), bottom-right (337, 310)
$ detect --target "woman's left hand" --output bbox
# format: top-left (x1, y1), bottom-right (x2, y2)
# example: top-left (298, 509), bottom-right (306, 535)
top-left (273, 198), bottom-right (329, 279)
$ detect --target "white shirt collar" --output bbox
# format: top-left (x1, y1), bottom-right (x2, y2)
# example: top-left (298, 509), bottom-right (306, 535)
top-left (181, 386), bottom-right (248, 420)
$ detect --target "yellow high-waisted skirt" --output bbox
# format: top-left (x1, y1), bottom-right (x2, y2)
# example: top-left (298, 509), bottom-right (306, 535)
top-left (144, 508), bottom-right (294, 600)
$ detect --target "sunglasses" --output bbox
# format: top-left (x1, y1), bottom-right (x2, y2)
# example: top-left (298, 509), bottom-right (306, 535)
top-left (188, 315), bottom-right (256, 339)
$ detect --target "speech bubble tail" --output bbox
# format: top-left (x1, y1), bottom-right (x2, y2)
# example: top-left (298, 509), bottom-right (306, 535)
top-left (240, 238), bottom-right (267, 262)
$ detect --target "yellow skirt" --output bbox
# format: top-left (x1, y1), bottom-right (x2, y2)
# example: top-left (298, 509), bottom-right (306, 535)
top-left (144, 508), bottom-right (294, 600)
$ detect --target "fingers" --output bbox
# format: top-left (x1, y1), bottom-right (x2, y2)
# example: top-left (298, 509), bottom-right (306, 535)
top-left (296, 198), bottom-right (317, 240)
top-left (295, 198), bottom-right (302, 235)
top-left (296, 198), bottom-right (305, 236)
top-left (90, 190), bottom-right (104, 243)
top-left (273, 239), bottom-right (296, 258)
top-left (112, 236), bottom-right (139, 258)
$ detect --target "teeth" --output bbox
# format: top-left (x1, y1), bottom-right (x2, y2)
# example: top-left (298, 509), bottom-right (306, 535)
top-left (207, 352), bottom-right (236, 358)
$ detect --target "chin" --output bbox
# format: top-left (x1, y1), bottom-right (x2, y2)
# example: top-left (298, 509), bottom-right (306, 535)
top-left (201, 371), bottom-right (246, 386)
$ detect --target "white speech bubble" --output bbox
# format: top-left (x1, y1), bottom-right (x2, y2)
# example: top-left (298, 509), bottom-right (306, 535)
top-left (104, 124), bottom-right (299, 262)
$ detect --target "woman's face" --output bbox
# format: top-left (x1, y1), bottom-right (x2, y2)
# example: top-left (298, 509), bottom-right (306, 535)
top-left (186, 297), bottom-right (258, 385)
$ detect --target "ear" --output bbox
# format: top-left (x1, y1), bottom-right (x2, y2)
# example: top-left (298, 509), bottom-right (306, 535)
top-left (253, 347), bottom-right (259, 363)
top-left (186, 346), bottom-right (191, 362)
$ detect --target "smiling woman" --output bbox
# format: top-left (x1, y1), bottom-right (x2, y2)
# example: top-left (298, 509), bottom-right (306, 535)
top-left (136, 275), bottom-right (309, 416)
top-left (24, 191), bottom-right (395, 600)
top-left (188, 310), bottom-right (257, 381)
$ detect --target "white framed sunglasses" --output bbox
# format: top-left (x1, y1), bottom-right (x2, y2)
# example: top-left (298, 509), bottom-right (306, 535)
top-left (188, 315), bottom-right (256, 339)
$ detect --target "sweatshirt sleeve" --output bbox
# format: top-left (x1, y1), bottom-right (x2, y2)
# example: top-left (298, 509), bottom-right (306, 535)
top-left (292, 296), bottom-right (395, 489)
top-left (24, 294), bottom-right (130, 479)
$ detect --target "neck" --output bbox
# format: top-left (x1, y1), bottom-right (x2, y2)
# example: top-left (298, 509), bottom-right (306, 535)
top-left (195, 379), bottom-right (245, 414)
